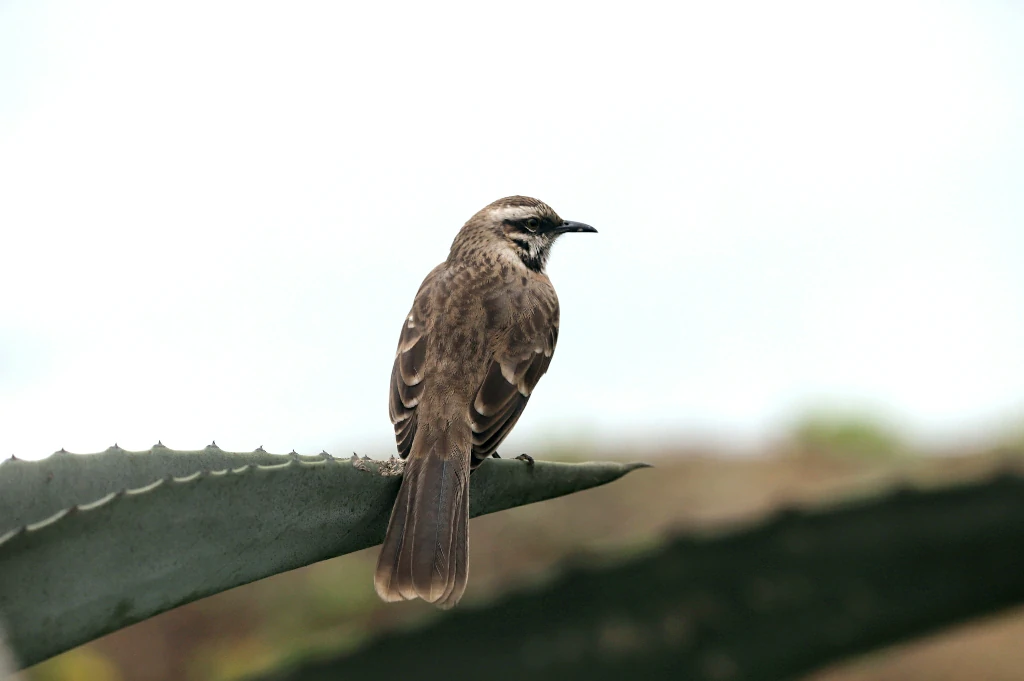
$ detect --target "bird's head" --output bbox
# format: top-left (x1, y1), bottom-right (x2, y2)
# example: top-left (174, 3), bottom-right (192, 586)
top-left (452, 196), bottom-right (597, 273)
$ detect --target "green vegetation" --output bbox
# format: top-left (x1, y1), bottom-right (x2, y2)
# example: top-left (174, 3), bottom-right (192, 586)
top-left (0, 447), bottom-right (645, 668)
top-left (7, 442), bottom-right (1024, 680)
top-left (789, 412), bottom-right (908, 460)
top-left (252, 473), bottom-right (1024, 681)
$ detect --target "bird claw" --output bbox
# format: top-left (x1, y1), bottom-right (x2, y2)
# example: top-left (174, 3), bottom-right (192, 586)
top-left (515, 453), bottom-right (535, 465)
top-left (378, 456), bottom-right (406, 477)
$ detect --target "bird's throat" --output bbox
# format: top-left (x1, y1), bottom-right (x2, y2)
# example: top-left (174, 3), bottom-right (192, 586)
top-left (510, 235), bottom-right (550, 273)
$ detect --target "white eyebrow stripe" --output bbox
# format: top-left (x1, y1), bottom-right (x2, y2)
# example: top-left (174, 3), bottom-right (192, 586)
top-left (490, 205), bottom-right (541, 221)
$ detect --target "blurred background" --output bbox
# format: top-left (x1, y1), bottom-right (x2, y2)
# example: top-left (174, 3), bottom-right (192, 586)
top-left (1, 0), bottom-right (1023, 679)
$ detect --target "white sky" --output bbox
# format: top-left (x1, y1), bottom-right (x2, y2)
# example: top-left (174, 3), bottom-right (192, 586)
top-left (1, 0), bottom-right (1022, 459)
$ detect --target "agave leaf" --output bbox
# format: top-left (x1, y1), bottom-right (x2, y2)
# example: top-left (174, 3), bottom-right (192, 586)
top-left (0, 448), bottom-right (647, 668)
top-left (0, 445), bottom-right (324, 533)
top-left (251, 471), bottom-right (1024, 681)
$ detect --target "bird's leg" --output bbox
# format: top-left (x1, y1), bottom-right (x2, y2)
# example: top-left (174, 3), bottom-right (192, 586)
top-left (515, 453), bottom-right (535, 465)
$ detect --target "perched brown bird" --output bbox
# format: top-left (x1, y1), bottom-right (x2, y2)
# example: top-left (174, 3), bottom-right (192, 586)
top-left (375, 196), bottom-right (597, 608)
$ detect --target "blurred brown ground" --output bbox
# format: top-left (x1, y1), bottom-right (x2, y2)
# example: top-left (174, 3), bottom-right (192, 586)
top-left (22, 438), bottom-right (1024, 681)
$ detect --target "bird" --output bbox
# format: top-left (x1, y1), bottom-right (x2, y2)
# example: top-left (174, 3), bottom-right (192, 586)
top-left (375, 195), bottom-right (597, 608)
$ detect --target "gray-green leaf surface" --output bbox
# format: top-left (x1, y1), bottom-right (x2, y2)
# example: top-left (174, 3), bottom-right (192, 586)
top-left (0, 447), bottom-right (647, 668)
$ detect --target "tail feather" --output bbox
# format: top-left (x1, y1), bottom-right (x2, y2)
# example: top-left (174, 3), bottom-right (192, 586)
top-left (408, 452), bottom-right (460, 602)
top-left (374, 427), bottom-right (471, 607)
top-left (438, 480), bottom-right (469, 609)
top-left (373, 471), bottom-right (415, 602)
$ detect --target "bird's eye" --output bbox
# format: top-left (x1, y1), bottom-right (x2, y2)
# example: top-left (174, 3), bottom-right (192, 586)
top-left (524, 217), bottom-right (540, 232)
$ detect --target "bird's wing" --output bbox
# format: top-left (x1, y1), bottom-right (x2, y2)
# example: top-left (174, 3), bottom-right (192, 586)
top-left (389, 269), bottom-right (440, 458)
top-left (469, 296), bottom-right (559, 463)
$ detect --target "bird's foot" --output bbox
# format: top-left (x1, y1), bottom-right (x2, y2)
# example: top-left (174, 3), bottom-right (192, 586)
top-left (375, 456), bottom-right (406, 477)
top-left (515, 453), bottom-right (535, 465)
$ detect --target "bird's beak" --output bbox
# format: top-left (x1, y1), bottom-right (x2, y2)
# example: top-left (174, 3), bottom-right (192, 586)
top-left (553, 220), bottom-right (598, 234)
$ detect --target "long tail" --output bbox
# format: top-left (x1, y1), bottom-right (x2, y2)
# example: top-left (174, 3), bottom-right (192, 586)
top-left (374, 426), bottom-right (471, 608)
